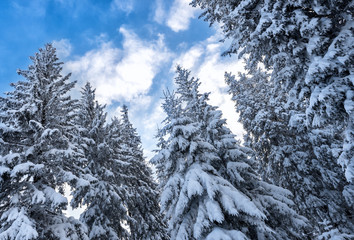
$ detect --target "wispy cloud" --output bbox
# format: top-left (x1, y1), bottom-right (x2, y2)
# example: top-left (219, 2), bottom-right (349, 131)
top-left (52, 39), bottom-right (72, 60)
top-left (153, 0), bottom-right (165, 24)
top-left (65, 27), bottom-right (172, 106)
top-left (111, 0), bottom-right (134, 14)
top-left (171, 45), bottom-right (203, 70)
top-left (166, 0), bottom-right (198, 32)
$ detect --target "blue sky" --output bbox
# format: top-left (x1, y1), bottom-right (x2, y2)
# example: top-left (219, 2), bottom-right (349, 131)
top-left (0, 0), bottom-right (244, 159)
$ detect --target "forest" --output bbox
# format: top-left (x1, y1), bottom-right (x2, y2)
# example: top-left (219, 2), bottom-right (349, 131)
top-left (0, 0), bottom-right (353, 240)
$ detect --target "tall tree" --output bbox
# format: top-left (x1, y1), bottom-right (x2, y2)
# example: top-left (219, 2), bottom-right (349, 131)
top-left (225, 70), bottom-right (354, 238)
top-left (0, 44), bottom-right (88, 239)
top-left (72, 82), bottom-right (130, 240)
top-left (191, 0), bottom-right (354, 237)
top-left (152, 67), bottom-right (306, 240)
top-left (191, 0), bottom-right (354, 206)
top-left (119, 105), bottom-right (169, 240)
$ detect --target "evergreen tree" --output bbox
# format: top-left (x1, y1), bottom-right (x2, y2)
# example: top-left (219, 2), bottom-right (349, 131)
top-left (0, 44), bottom-right (88, 240)
top-left (72, 82), bottom-right (130, 240)
top-left (152, 67), bottom-right (306, 240)
top-left (119, 105), bottom-right (169, 240)
top-left (225, 70), bottom-right (354, 238)
top-left (191, 0), bottom-right (354, 237)
top-left (191, 0), bottom-right (354, 207)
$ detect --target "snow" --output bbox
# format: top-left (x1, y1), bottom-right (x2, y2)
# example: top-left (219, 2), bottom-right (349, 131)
top-left (11, 162), bottom-right (44, 177)
top-left (220, 185), bottom-right (265, 219)
top-left (186, 178), bottom-right (203, 198)
top-left (0, 207), bottom-right (38, 240)
top-left (318, 228), bottom-right (354, 240)
top-left (31, 188), bottom-right (46, 204)
top-left (189, 141), bottom-right (198, 154)
top-left (205, 200), bottom-right (223, 223)
top-left (47, 217), bottom-right (89, 240)
top-left (206, 227), bottom-right (247, 240)
top-left (2, 153), bottom-right (21, 165)
top-left (344, 90), bottom-right (354, 114)
top-left (344, 161), bottom-right (354, 183)
top-left (0, 122), bottom-right (15, 133)
top-left (193, 205), bottom-right (209, 239)
top-left (0, 165), bottom-right (10, 176)
top-left (43, 186), bottom-right (68, 208)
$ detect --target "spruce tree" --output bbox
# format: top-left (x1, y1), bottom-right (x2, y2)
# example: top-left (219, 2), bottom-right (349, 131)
top-left (0, 44), bottom-right (88, 239)
top-left (191, 0), bottom-right (354, 206)
top-left (152, 67), bottom-right (306, 240)
top-left (119, 105), bottom-right (169, 240)
top-left (225, 70), bottom-right (354, 238)
top-left (72, 82), bottom-right (129, 240)
top-left (190, 0), bottom-right (354, 237)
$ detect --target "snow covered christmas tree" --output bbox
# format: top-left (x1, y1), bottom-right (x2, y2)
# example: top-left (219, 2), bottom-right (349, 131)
top-left (226, 69), bottom-right (354, 238)
top-left (72, 82), bottom-right (130, 240)
top-left (191, 0), bottom-right (354, 237)
top-left (118, 105), bottom-right (169, 240)
top-left (0, 44), bottom-right (88, 240)
top-left (72, 83), bottom-right (168, 240)
top-left (152, 67), bottom-right (306, 240)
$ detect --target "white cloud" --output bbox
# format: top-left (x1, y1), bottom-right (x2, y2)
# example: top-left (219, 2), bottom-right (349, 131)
top-left (166, 0), bottom-right (198, 32)
top-left (172, 33), bottom-right (246, 138)
top-left (153, 0), bottom-right (165, 24)
top-left (61, 26), bottom-right (244, 164)
top-left (111, 0), bottom-right (134, 14)
top-left (52, 39), bottom-right (72, 60)
top-left (131, 99), bottom-right (165, 159)
top-left (65, 27), bottom-right (172, 105)
top-left (171, 45), bottom-right (203, 70)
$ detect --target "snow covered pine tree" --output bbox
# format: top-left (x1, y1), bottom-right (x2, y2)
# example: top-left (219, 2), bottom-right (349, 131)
top-left (72, 82), bottom-right (130, 240)
top-left (152, 67), bottom-right (306, 240)
top-left (72, 84), bottom-right (168, 239)
top-left (191, 0), bottom-right (354, 238)
top-left (0, 44), bottom-right (88, 239)
top-left (119, 105), bottom-right (169, 240)
top-left (225, 70), bottom-right (354, 238)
